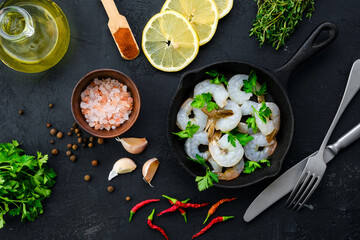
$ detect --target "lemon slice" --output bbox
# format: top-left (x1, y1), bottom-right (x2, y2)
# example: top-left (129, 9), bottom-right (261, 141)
top-left (161, 0), bottom-right (219, 46)
top-left (142, 10), bottom-right (199, 72)
top-left (214, 0), bottom-right (233, 19)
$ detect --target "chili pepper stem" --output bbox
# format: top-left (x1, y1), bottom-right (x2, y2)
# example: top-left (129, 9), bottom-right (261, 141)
top-left (148, 209), bottom-right (155, 220)
top-left (162, 194), bottom-right (177, 204)
top-left (129, 211), bottom-right (134, 222)
top-left (203, 213), bottom-right (210, 224)
top-left (182, 213), bottom-right (187, 223)
top-left (222, 216), bottom-right (234, 221)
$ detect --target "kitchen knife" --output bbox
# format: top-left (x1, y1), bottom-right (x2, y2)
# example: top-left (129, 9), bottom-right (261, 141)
top-left (244, 123), bottom-right (360, 222)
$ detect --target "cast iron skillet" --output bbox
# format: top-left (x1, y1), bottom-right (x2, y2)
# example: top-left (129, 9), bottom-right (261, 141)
top-left (167, 22), bottom-right (338, 188)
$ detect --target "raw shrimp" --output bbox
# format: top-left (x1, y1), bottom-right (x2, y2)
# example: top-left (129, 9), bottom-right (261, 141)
top-left (209, 134), bottom-right (244, 167)
top-left (215, 100), bottom-right (242, 132)
top-left (217, 159), bottom-right (245, 181)
top-left (194, 80), bottom-right (229, 108)
top-left (208, 157), bottom-right (222, 173)
top-left (177, 98), bottom-right (208, 132)
top-left (237, 122), bottom-right (254, 135)
top-left (240, 101), bottom-right (259, 116)
top-left (244, 133), bottom-right (277, 162)
top-left (255, 102), bottom-right (280, 137)
top-left (203, 109), bottom-right (233, 140)
top-left (184, 131), bottom-right (210, 160)
top-left (227, 74), bottom-right (253, 105)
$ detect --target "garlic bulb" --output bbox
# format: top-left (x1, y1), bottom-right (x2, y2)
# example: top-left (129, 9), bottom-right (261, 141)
top-left (116, 137), bottom-right (148, 154)
top-left (108, 158), bottom-right (137, 181)
top-left (142, 158), bottom-right (159, 187)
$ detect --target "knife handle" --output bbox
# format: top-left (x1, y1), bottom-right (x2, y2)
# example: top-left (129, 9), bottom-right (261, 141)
top-left (326, 123), bottom-right (360, 162)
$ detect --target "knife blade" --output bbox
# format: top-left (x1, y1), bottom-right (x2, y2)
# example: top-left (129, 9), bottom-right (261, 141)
top-left (244, 123), bottom-right (360, 222)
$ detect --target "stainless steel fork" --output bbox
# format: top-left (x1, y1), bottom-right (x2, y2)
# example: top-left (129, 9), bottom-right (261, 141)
top-left (286, 59), bottom-right (360, 211)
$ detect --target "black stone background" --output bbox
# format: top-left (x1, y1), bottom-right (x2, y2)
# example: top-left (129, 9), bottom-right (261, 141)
top-left (1, 0), bottom-right (360, 239)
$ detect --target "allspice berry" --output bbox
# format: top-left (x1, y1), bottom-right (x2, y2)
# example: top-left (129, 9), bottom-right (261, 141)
top-left (72, 144), bottom-right (78, 150)
top-left (88, 143), bottom-right (94, 148)
top-left (51, 149), bottom-right (58, 155)
top-left (67, 131), bottom-right (73, 136)
top-left (50, 128), bottom-right (57, 136)
top-left (70, 155), bottom-right (76, 162)
top-left (77, 133), bottom-right (81, 137)
top-left (91, 160), bottom-right (98, 166)
top-left (125, 196), bottom-right (131, 202)
top-left (46, 123), bottom-right (52, 128)
top-left (77, 138), bottom-right (82, 143)
top-left (66, 151), bottom-right (72, 157)
top-left (84, 175), bottom-right (91, 181)
top-left (89, 137), bottom-right (94, 142)
top-left (74, 128), bottom-right (80, 134)
top-left (56, 132), bottom-right (63, 139)
top-left (67, 143), bottom-right (73, 149)
top-left (18, 110), bottom-right (24, 115)
top-left (107, 186), bottom-right (115, 192)
top-left (49, 103), bottom-right (54, 108)
top-left (97, 138), bottom-right (104, 145)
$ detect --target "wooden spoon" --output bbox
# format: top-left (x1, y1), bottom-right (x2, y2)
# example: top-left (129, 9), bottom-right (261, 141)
top-left (101, 0), bottom-right (140, 60)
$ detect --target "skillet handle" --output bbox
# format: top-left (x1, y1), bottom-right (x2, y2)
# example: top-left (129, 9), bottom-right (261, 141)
top-left (273, 22), bottom-right (338, 88)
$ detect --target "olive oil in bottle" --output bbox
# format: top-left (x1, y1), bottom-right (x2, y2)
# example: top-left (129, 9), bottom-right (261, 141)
top-left (0, 0), bottom-right (70, 73)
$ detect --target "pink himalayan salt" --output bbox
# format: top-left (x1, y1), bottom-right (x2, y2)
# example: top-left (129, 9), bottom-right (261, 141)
top-left (80, 78), bottom-right (133, 131)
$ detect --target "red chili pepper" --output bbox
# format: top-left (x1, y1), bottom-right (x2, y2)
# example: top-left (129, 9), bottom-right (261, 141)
top-left (157, 205), bottom-right (179, 216)
top-left (157, 198), bottom-right (190, 217)
top-left (129, 199), bottom-right (160, 222)
top-left (163, 195), bottom-right (209, 209)
top-left (192, 216), bottom-right (234, 239)
top-left (203, 198), bottom-right (237, 224)
top-left (147, 209), bottom-right (170, 240)
top-left (167, 198), bottom-right (190, 223)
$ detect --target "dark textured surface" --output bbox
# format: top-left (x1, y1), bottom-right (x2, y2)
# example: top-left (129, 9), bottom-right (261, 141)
top-left (1, 0), bottom-right (360, 239)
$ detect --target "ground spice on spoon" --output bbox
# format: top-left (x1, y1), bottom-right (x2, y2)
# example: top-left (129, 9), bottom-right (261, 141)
top-left (113, 27), bottom-right (139, 60)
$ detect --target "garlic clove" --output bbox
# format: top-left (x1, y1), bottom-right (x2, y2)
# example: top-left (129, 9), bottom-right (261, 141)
top-left (108, 158), bottom-right (137, 181)
top-left (117, 137), bottom-right (148, 154)
top-left (142, 158), bottom-right (159, 187)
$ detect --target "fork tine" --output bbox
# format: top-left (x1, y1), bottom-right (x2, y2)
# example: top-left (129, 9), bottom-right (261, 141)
top-left (293, 174), bottom-right (317, 210)
top-left (289, 172), bottom-right (312, 209)
top-left (296, 177), bottom-right (321, 211)
top-left (285, 171), bottom-right (308, 207)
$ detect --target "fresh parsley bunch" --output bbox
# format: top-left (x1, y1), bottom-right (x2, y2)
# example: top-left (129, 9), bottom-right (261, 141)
top-left (0, 141), bottom-right (56, 228)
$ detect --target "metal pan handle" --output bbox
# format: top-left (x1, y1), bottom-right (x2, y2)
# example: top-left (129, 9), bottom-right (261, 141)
top-left (273, 22), bottom-right (338, 88)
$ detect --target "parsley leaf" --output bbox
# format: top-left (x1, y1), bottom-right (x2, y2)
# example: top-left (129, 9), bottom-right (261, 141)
top-left (191, 93), bottom-right (219, 112)
top-left (172, 121), bottom-right (199, 139)
top-left (187, 154), bottom-right (206, 165)
top-left (187, 154), bottom-right (219, 191)
top-left (243, 159), bottom-right (271, 174)
top-left (246, 117), bottom-right (258, 133)
top-left (206, 70), bottom-right (228, 86)
top-left (0, 141), bottom-right (56, 229)
top-left (224, 128), bottom-right (254, 147)
top-left (195, 168), bottom-right (219, 191)
top-left (252, 102), bottom-right (272, 124)
top-left (243, 71), bottom-right (267, 96)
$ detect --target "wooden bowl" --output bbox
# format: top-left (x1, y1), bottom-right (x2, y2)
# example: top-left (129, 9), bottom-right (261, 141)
top-left (71, 69), bottom-right (141, 138)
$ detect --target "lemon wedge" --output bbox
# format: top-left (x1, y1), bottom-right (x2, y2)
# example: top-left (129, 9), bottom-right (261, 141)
top-left (214, 0), bottom-right (233, 19)
top-left (142, 11), bottom-right (199, 72)
top-left (161, 0), bottom-right (219, 46)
